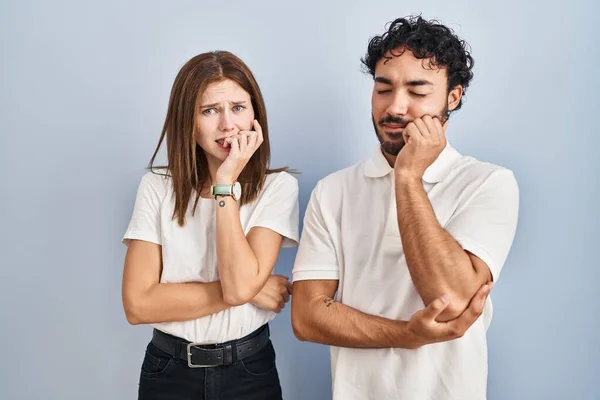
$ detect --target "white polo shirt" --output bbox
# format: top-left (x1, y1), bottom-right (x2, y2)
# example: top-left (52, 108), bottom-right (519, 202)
top-left (293, 142), bottom-right (519, 400)
top-left (123, 171), bottom-right (299, 344)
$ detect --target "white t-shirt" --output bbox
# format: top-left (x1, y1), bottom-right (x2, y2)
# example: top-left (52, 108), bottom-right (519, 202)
top-left (292, 143), bottom-right (519, 400)
top-left (123, 170), bottom-right (299, 344)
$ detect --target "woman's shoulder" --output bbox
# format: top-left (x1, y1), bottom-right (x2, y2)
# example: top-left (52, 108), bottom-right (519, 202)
top-left (137, 169), bottom-right (171, 197)
top-left (262, 171), bottom-right (298, 193)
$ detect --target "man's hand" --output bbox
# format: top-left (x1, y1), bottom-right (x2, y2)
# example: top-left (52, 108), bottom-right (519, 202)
top-left (249, 274), bottom-right (292, 313)
top-left (406, 282), bottom-right (492, 348)
top-left (394, 116), bottom-right (448, 181)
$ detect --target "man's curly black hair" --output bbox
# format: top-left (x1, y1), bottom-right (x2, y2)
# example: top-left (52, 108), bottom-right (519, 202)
top-left (361, 15), bottom-right (474, 112)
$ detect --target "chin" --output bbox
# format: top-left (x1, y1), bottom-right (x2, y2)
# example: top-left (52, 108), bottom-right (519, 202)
top-left (378, 135), bottom-right (405, 157)
top-left (215, 153), bottom-right (228, 162)
top-left (204, 148), bottom-right (227, 163)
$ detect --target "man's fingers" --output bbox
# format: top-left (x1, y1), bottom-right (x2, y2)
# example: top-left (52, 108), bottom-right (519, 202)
top-left (441, 284), bottom-right (491, 339)
top-left (433, 117), bottom-right (444, 137)
top-left (420, 294), bottom-right (451, 321)
top-left (422, 116), bottom-right (438, 140)
top-left (403, 122), bottom-right (420, 145)
top-left (413, 118), bottom-right (430, 140)
top-left (423, 116), bottom-right (441, 145)
top-left (470, 283), bottom-right (492, 312)
top-left (454, 284), bottom-right (491, 324)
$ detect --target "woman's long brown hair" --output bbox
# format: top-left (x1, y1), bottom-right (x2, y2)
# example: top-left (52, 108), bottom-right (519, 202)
top-left (149, 51), bottom-right (288, 226)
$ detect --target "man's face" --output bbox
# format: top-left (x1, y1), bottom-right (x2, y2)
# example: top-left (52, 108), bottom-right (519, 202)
top-left (371, 48), bottom-right (461, 156)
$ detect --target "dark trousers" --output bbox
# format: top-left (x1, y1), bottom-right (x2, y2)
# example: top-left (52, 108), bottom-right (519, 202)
top-left (138, 325), bottom-right (283, 400)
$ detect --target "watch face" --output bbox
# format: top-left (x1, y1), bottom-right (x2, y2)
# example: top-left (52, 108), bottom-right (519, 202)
top-left (233, 182), bottom-right (242, 200)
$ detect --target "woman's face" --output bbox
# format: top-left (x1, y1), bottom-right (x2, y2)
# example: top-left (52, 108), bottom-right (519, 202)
top-left (195, 79), bottom-right (255, 164)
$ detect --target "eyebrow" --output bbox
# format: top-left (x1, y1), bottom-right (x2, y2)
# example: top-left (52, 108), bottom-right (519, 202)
top-left (374, 77), bottom-right (393, 85)
top-left (406, 79), bottom-right (434, 87)
top-left (199, 100), bottom-right (248, 108)
top-left (374, 77), bottom-right (434, 87)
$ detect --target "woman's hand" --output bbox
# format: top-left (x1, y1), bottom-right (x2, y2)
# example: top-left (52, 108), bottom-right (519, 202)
top-left (250, 274), bottom-right (292, 313)
top-left (215, 119), bottom-right (264, 184)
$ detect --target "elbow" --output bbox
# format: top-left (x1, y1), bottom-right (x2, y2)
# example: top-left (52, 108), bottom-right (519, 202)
top-left (126, 313), bottom-right (143, 325)
top-left (291, 308), bottom-right (312, 342)
top-left (220, 262), bottom-right (261, 306)
top-left (123, 295), bottom-right (148, 325)
top-left (434, 295), bottom-right (470, 322)
top-left (123, 301), bottom-right (144, 325)
top-left (222, 291), bottom-right (253, 307)
top-left (436, 303), bottom-right (467, 322)
top-left (221, 283), bottom-right (257, 307)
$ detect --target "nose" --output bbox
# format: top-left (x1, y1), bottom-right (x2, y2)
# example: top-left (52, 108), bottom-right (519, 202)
top-left (385, 91), bottom-right (409, 117)
top-left (219, 110), bottom-right (236, 133)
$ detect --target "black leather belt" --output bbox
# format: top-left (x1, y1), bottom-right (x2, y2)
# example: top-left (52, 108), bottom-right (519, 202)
top-left (151, 324), bottom-right (270, 368)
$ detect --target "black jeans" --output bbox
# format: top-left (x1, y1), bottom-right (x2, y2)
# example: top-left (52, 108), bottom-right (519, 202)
top-left (138, 325), bottom-right (283, 400)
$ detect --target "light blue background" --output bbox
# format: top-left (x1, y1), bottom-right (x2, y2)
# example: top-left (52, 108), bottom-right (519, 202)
top-left (1, 1), bottom-right (598, 399)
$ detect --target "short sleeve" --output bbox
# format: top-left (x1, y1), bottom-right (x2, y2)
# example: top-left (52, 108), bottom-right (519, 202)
top-left (248, 172), bottom-right (300, 248)
top-left (292, 181), bottom-right (340, 282)
top-left (445, 170), bottom-right (520, 282)
top-left (122, 173), bottom-right (164, 246)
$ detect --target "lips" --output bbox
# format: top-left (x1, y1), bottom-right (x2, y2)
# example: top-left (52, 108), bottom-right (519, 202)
top-left (382, 123), bottom-right (407, 130)
top-left (215, 139), bottom-right (230, 150)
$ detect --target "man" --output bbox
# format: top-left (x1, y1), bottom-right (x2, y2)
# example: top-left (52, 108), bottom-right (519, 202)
top-left (291, 15), bottom-right (519, 400)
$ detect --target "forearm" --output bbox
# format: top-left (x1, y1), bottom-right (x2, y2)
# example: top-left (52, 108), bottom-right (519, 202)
top-left (395, 175), bottom-right (481, 312)
top-left (125, 281), bottom-right (230, 325)
top-left (216, 196), bottom-right (263, 304)
top-left (293, 294), bottom-right (419, 349)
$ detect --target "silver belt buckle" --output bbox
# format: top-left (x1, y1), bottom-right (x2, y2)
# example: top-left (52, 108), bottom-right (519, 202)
top-left (187, 342), bottom-right (220, 368)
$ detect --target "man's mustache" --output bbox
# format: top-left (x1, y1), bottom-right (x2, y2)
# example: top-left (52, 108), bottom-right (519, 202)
top-left (378, 115), bottom-right (408, 126)
top-left (378, 113), bottom-right (449, 126)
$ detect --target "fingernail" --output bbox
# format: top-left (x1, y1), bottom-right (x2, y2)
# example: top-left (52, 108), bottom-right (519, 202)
top-left (441, 294), bottom-right (449, 303)
top-left (488, 282), bottom-right (495, 289)
top-left (483, 285), bottom-right (490, 294)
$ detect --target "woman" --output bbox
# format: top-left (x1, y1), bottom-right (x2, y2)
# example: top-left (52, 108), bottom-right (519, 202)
top-left (121, 51), bottom-right (298, 400)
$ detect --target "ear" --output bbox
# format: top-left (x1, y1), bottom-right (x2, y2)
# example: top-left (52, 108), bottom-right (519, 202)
top-left (447, 85), bottom-right (463, 111)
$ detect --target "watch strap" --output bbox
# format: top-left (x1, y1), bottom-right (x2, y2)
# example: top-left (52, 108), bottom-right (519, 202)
top-left (211, 184), bottom-right (233, 197)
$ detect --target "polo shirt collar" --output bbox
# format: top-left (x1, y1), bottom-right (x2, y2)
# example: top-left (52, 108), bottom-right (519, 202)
top-left (363, 142), bottom-right (462, 183)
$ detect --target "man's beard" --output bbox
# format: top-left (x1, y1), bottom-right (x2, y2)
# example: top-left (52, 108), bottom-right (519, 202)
top-left (372, 104), bottom-right (449, 157)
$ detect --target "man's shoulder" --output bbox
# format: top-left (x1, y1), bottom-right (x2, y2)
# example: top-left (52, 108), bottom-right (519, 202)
top-left (453, 155), bottom-right (517, 189)
top-left (316, 161), bottom-right (367, 190)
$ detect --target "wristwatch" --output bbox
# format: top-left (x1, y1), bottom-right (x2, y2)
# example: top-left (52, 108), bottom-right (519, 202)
top-left (211, 181), bottom-right (242, 201)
